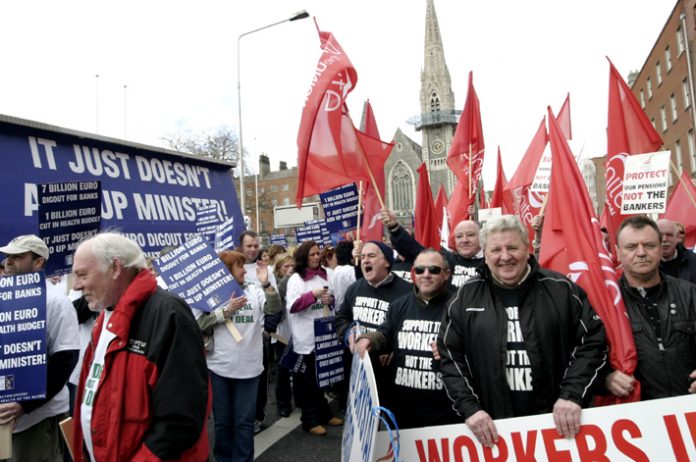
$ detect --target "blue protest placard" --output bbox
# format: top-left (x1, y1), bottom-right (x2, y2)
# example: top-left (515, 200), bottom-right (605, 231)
top-left (38, 181), bottom-right (101, 276)
top-left (0, 117), bottom-right (245, 256)
top-left (314, 316), bottom-right (344, 388)
top-left (295, 222), bottom-right (323, 244)
top-left (214, 216), bottom-right (236, 252)
top-left (0, 271), bottom-right (47, 404)
top-left (342, 353), bottom-right (381, 462)
top-left (153, 236), bottom-right (243, 312)
top-left (270, 234), bottom-right (288, 247)
top-left (319, 184), bottom-right (360, 243)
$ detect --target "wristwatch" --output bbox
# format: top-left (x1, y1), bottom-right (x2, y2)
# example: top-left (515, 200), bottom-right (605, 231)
top-left (262, 281), bottom-right (271, 289)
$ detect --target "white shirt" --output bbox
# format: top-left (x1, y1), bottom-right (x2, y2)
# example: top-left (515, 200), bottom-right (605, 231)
top-left (14, 282), bottom-right (79, 433)
top-left (81, 310), bottom-right (116, 462)
top-left (286, 273), bottom-right (331, 355)
top-left (194, 283), bottom-right (267, 379)
top-left (329, 265), bottom-right (356, 311)
top-left (244, 262), bottom-right (277, 290)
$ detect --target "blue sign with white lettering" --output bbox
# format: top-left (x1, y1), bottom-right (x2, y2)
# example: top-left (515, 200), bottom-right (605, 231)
top-left (319, 184), bottom-right (360, 243)
top-left (314, 316), bottom-right (344, 388)
top-left (38, 181), bottom-right (101, 276)
top-left (0, 272), bottom-right (47, 404)
top-left (0, 117), bottom-right (244, 256)
top-left (153, 236), bottom-right (243, 312)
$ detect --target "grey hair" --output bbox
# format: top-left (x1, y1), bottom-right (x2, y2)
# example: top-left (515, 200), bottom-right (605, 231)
top-left (480, 215), bottom-right (529, 250)
top-left (84, 232), bottom-right (147, 273)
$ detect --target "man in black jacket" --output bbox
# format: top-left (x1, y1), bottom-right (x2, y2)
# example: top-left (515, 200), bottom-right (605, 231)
top-left (605, 216), bottom-right (696, 400)
top-left (657, 218), bottom-right (696, 285)
top-left (438, 215), bottom-right (607, 448)
top-left (380, 208), bottom-right (483, 289)
top-left (356, 249), bottom-right (459, 429)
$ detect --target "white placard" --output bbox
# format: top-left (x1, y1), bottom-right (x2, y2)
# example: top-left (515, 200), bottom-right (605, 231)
top-left (478, 207), bottom-right (502, 223)
top-left (342, 353), bottom-right (381, 462)
top-left (621, 150), bottom-right (670, 214)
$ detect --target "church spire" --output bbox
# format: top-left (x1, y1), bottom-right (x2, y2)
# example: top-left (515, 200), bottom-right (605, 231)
top-left (420, 0), bottom-right (455, 122)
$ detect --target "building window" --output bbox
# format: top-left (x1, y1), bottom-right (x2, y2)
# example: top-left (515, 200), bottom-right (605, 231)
top-left (688, 129), bottom-right (696, 173)
top-left (647, 77), bottom-right (653, 99)
top-left (260, 187), bottom-right (265, 193)
top-left (660, 106), bottom-right (668, 132)
top-left (675, 139), bottom-right (683, 175)
top-left (246, 189), bottom-right (252, 196)
top-left (640, 89), bottom-right (646, 108)
top-left (282, 197), bottom-right (290, 205)
top-left (389, 161), bottom-right (415, 212)
top-left (270, 185), bottom-right (277, 193)
top-left (670, 93), bottom-right (678, 121)
top-left (272, 199), bottom-right (278, 207)
top-left (677, 26), bottom-right (686, 55)
top-left (282, 184), bottom-right (289, 191)
top-left (650, 117), bottom-right (656, 130)
top-left (656, 61), bottom-right (662, 86)
top-left (430, 91), bottom-right (440, 112)
top-left (665, 46), bottom-right (672, 72)
top-left (683, 78), bottom-right (692, 108)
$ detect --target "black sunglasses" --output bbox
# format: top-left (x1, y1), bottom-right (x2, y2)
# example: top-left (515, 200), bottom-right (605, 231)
top-left (414, 265), bottom-right (444, 275)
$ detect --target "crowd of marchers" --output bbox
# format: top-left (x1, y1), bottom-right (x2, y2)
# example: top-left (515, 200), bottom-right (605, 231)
top-left (0, 210), bottom-right (694, 461)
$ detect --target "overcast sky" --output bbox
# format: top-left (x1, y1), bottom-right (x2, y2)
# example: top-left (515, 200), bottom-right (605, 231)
top-left (1, 1), bottom-right (676, 188)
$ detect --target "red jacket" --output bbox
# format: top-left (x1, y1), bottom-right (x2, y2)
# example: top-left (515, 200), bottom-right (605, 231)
top-left (72, 270), bottom-right (210, 461)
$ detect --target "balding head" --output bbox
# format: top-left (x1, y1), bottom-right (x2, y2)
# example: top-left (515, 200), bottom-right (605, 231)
top-left (657, 219), bottom-right (679, 260)
top-left (453, 220), bottom-right (481, 259)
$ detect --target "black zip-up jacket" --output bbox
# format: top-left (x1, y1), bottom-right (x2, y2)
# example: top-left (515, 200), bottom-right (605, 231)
top-left (438, 257), bottom-right (607, 420)
top-left (619, 273), bottom-right (696, 399)
top-left (660, 243), bottom-right (696, 285)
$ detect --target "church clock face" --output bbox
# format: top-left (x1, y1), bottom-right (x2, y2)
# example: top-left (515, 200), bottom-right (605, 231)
top-left (431, 139), bottom-right (445, 154)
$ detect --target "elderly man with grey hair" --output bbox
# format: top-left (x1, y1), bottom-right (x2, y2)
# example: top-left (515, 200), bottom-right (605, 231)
top-left (437, 215), bottom-right (607, 448)
top-left (70, 232), bottom-right (210, 462)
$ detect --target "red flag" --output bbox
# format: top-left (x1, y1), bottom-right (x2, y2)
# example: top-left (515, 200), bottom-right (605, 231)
top-left (489, 147), bottom-right (514, 214)
top-left (602, 58), bottom-right (663, 247)
top-left (434, 185), bottom-right (448, 234)
top-left (556, 93), bottom-right (572, 140)
top-left (358, 101), bottom-right (393, 241)
top-left (296, 27), bottom-right (371, 206)
top-left (540, 106), bottom-right (639, 405)
top-left (661, 172), bottom-right (696, 248)
top-left (447, 71), bottom-right (485, 198)
top-left (415, 162), bottom-right (440, 249)
top-left (507, 118), bottom-right (549, 250)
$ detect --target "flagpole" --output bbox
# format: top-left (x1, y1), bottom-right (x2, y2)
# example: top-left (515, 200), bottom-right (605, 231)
top-left (468, 142), bottom-right (473, 196)
top-left (355, 181), bottom-right (364, 267)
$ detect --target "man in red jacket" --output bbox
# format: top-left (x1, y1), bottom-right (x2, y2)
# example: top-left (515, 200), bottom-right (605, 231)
top-left (71, 232), bottom-right (210, 462)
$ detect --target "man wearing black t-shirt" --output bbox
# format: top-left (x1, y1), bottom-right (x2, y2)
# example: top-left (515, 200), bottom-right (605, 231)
top-left (438, 215), bottom-right (606, 448)
top-left (356, 249), bottom-right (459, 428)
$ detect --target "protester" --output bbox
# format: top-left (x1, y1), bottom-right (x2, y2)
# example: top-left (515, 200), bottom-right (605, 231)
top-left (657, 218), bottom-right (696, 284)
top-left (604, 216), bottom-right (696, 400)
top-left (268, 252), bottom-right (295, 418)
top-left (193, 250), bottom-right (281, 462)
top-left (329, 241), bottom-right (357, 310)
top-left (675, 221), bottom-right (686, 245)
top-left (320, 245), bottom-right (338, 273)
top-left (0, 235), bottom-right (79, 462)
top-left (70, 232), bottom-right (209, 461)
top-left (266, 244), bottom-right (287, 267)
top-left (235, 229), bottom-right (275, 432)
top-left (356, 249), bottom-right (459, 428)
top-left (438, 215), bottom-right (607, 447)
top-left (286, 241), bottom-right (343, 435)
top-left (380, 207), bottom-right (483, 289)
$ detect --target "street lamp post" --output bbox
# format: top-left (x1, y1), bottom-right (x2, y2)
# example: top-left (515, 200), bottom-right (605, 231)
top-left (237, 9), bottom-right (310, 219)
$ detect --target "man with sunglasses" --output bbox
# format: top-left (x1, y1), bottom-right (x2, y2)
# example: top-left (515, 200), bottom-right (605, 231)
top-left (380, 208), bottom-right (483, 289)
top-left (438, 215), bottom-right (606, 448)
top-left (355, 249), bottom-right (459, 428)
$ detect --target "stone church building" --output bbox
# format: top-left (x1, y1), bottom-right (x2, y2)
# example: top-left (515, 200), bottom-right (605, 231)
top-left (383, 0), bottom-right (461, 226)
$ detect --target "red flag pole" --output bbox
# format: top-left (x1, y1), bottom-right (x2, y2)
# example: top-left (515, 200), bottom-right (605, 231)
top-left (468, 142), bottom-right (473, 196)
top-left (355, 180), bottom-right (364, 267)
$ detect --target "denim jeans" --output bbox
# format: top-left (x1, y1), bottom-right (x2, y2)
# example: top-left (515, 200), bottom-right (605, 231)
top-left (210, 371), bottom-right (260, 462)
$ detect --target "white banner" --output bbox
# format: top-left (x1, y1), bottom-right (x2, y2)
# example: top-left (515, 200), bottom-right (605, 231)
top-left (621, 150), bottom-right (670, 214)
top-left (373, 394), bottom-right (696, 461)
top-left (342, 353), bottom-right (381, 462)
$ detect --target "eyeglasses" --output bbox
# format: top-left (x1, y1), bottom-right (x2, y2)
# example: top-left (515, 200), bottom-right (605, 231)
top-left (414, 265), bottom-right (444, 275)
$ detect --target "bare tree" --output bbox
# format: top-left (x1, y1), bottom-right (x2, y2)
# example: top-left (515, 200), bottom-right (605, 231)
top-left (161, 125), bottom-right (252, 176)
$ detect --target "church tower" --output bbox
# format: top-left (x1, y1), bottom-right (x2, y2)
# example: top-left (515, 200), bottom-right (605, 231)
top-left (418, 0), bottom-right (458, 196)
